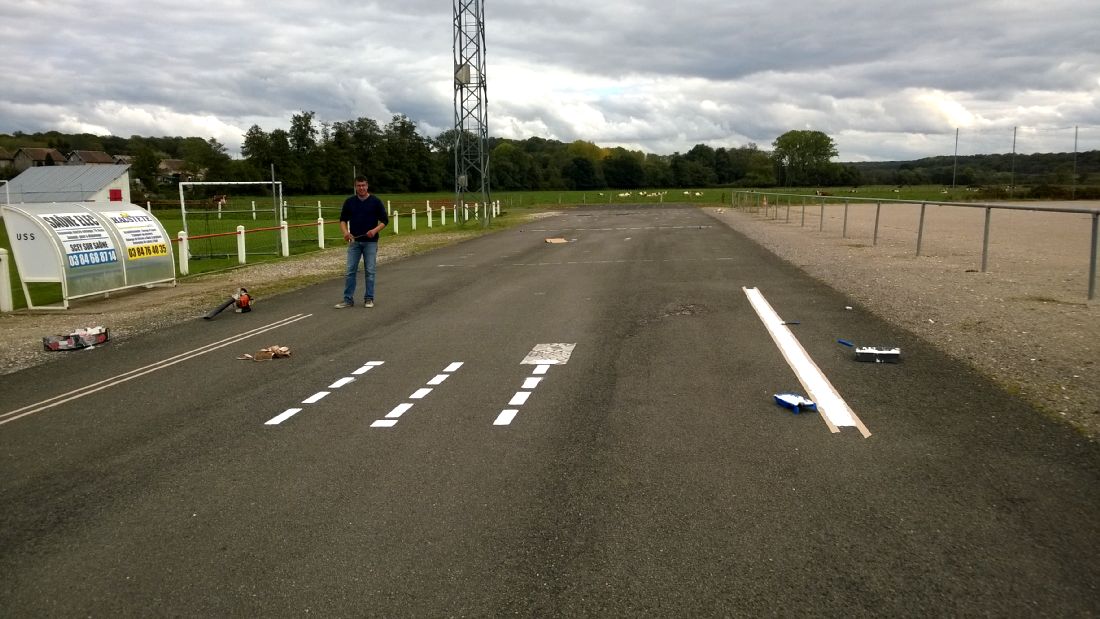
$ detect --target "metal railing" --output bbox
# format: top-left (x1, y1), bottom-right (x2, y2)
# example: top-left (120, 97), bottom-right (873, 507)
top-left (732, 190), bottom-right (1100, 300)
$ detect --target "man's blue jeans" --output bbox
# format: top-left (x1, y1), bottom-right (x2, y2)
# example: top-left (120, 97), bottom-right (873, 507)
top-left (343, 240), bottom-right (378, 303)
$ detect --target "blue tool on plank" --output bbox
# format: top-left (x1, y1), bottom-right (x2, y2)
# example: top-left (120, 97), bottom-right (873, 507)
top-left (773, 393), bottom-right (818, 414)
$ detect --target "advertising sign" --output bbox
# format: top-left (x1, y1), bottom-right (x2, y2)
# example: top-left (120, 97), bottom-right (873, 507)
top-left (1, 202), bottom-right (175, 309)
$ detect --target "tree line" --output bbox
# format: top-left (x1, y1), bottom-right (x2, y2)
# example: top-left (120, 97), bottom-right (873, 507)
top-left (4, 116), bottom-right (1097, 196)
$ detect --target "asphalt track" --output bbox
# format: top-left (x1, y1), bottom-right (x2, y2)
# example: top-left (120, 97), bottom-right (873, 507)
top-left (1, 205), bottom-right (1097, 616)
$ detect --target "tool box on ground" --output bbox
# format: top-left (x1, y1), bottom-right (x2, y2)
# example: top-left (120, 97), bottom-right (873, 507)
top-left (837, 339), bottom-right (901, 363)
top-left (43, 326), bottom-right (109, 351)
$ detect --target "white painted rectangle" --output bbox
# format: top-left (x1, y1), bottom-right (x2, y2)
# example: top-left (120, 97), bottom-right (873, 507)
top-left (427, 374), bottom-right (449, 385)
top-left (522, 377), bottom-right (543, 389)
top-left (533, 364), bottom-right (550, 375)
top-left (410, 388), bottom-right (432, 399)
top-left (329, 377), bottom-right (355, 389)
top-left (444, 362), bottom-right (464, 372)
top-left (352, 366), bottom-right (374, 375)
top-left (386, 403), bottom-right (414, 418)
top-left (509, 392), bottom-right (531, 406)
top-left (265, 408), bottom-right (302, 425)
top-left (522, 343), bottom-right (576, 365)
top-left (302, 391), bottom-right (330, 404)
top-left (366, 361), bottom-right (385, 366)
top-left (494, 409), bottom-right (518, 425)
top-left (371, 419), bottom-right (398, 428)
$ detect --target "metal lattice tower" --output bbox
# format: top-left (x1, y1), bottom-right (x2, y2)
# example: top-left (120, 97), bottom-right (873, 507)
top-left (453, 0), bottom-right (491, 224)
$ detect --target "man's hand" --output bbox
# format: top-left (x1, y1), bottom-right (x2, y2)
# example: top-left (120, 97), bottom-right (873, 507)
top-left (366, 229), bottom-right (377, 239)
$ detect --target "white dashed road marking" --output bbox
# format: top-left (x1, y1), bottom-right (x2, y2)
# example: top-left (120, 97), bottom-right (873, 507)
top-left (370, 362), bottom-right (464, 428)
top-left (265, 360), bottom-right (384, 426)
top-left (302, 391), bottom-right (330, 404)
top-left (493, 410), bottom-right (518, 426)
top-left (494, 344), bottom-right (576, 426)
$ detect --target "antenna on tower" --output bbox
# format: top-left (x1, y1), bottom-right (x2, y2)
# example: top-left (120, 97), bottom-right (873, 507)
top-left (453, 0), bottom-right (491, 226)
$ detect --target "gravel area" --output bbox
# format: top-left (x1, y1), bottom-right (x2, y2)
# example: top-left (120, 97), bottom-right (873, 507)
top-left (705, 200), bottom-right (1100, 439)
top-left (3, 204), bottom-right (1097, 438)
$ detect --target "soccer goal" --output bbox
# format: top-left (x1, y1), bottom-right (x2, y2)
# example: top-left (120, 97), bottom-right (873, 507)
top-left (178, 180), bottom-right (283, 259)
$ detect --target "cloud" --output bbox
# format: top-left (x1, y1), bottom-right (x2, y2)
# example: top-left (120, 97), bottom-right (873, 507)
top-left (1, 0), bottom-right (1098, 161)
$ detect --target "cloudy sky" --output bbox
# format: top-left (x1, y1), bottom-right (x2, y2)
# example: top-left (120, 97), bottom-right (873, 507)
top-left (2, 0), bottom-right (1098, 161)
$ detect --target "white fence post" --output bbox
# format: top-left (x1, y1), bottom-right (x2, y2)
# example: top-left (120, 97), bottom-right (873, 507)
top-left (428, 205), bottom-right (434, 228)
top-left (464, 205), bottom-right (469, 221)
top-left (178, 231), bottom-right (190, 275)
top-left (394, 210), bottom-right (399, 234)
top-left (317, 200), bottom-right (322, 220)
top-left (441, 204), bottom-right (447, 226)
top-left (237, 225), bottom-right (247, 264)
top-left (280, 221), bottom-right (290, 257)
top-left (317, 217), bottom-right (325, 249)
top-left (387, 200), bottom-right (392, 217)
top-left (474, 203), bottom-right (480, 220)
top-left (412, 208), bottom-right (417, 231)
top-left (0, 248), bottom-right (13, 312)
top-left (251, 200), bottom-right (257, 221)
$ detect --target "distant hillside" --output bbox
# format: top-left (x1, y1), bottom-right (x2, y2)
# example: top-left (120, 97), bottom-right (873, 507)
top-left (847, 151), bottom-right (1100, 187)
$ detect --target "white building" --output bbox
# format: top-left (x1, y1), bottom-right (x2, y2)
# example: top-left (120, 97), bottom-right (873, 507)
top-left (1, 164), bottom-right (132, 204)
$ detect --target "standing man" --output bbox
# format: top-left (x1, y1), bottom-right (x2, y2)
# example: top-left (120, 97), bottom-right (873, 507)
top-left (336, 176), bottom-right (388, 308)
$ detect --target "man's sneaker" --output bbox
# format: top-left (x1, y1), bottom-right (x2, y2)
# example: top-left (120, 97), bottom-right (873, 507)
top-left (364, 299), bottom-right (375, 308)
top-left (334, 301), bottom-right (353, 309)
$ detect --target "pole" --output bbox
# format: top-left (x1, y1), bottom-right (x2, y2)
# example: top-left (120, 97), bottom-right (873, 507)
top-left (1010, 126), bottom-right (1017, 199)
top-left (1072, 126), bottom-right (1079, 201)
top-left (952, 127), bottom-right (959, 188)
top-left (916, 203), bottom-right (927, 256)
top-left (873, 202), bottom-right (881, 246)
top-left (981, 207), bottom-right (991, 272)
top-left (1089, 213), bottom-right (1098, 301)
top-left (0, 248), bottom-right (12, 312)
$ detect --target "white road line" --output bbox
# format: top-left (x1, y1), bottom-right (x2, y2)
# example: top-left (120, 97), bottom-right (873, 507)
top-left (386, 403), bottom-right (415, 418)
top-left (522, 377), bottom-right (543, 389)
top-left (0, 313), bottom-right (313, 428)
top-left (533, 364), bottom-right (551, 375)
top-left (371, 361), bottom-right (464, 428)
top-left (494, 410), bottom-right (518, 425)
top-left (329, 377), bottom-right (355, 389)
top-left (352, 366), bottom-right (374, 375)
top-left (302, 391), bottom-right (330, 404)
top-left (366, 361), bottom-right (385, 366)
top-left (743, 287), bottom-right (871, 438)
top-left (509, 392), bottom-right (531, 406)
top-left (265, 408), bottom-right (302, 425)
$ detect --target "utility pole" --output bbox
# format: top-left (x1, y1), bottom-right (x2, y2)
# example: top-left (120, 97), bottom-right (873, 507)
top-left (453, 0), bottom-right (492, 227)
